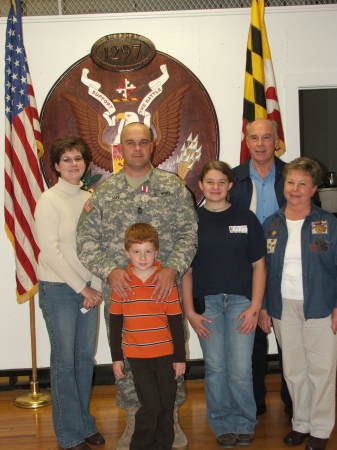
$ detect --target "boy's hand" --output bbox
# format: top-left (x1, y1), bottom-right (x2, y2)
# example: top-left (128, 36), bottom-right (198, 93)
top-left (112, 360), bottom-right (127, 379)
top-left (173, 362), bottom-right (186, 380)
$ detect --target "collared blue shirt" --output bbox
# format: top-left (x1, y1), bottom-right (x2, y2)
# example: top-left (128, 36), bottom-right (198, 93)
top-left (249, 160), bottom-right (279, 224)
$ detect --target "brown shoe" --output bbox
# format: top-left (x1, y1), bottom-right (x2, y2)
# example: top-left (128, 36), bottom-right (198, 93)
top-left (305, 436), bottom-right (329, 450)
top-left (85, 432), bottom-right (105, 445)
top-left (284, 430), bottom-right (310, 446)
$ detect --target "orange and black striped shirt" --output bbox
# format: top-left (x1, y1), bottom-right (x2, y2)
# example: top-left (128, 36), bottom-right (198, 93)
top-left (110, 261), bottom-right (185, 361)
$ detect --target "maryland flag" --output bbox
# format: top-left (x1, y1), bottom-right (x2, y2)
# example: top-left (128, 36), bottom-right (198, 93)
top-left (240, 0), bottom-right (285, 163)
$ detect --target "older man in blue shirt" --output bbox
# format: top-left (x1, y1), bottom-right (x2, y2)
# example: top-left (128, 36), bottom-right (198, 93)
top-left (230, 118), bottom-right (292, 417)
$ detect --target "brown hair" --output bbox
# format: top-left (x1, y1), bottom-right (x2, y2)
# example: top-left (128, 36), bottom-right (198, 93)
top-left (283, 157), bottom-right (322, 187)
top-left (50, 136), bottom-right (92, 176)
top-left (199, 160), bottom-right (233, 183)
top-left (125, 223), bottom-right (159, 251)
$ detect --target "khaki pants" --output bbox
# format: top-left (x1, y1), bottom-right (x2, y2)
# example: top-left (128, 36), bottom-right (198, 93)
top-left (273, 299), bottom-right (337, 439)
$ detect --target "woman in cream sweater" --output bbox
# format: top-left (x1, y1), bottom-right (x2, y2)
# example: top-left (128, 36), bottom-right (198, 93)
top-left (35, 137), bottom-right (104, 450)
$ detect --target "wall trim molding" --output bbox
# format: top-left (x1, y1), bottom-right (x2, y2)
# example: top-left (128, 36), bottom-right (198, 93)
top-left (0, 356), bottom-right (281, 391)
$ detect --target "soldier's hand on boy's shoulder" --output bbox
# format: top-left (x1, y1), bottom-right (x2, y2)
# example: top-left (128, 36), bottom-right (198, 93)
top-left (173, 362), bottom-right (186, 380)
top-left (151, 267), bottom-right (177, 300)
top-left (108, 268), bottom-right (133, 298)
top-left (112, 360), bottom-right (127, 379)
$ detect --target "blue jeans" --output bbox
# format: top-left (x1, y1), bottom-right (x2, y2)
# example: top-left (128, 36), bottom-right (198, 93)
top-left (39, 281), bottom-right (98, 448)
top-left (198, 294), bottom-right (257, 436)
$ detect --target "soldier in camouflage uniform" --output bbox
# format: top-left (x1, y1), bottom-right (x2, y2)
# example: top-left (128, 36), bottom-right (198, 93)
top-left (77, 122), bottom-right (197, 450)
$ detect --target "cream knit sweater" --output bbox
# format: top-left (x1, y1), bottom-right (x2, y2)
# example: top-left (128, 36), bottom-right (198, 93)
top-left (35, 177), bottom-right (100, 293)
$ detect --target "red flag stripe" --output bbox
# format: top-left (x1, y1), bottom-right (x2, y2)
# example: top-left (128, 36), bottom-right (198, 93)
top-left (5, 207), bottom-right (38, 284)
top-left (4, 173), bottom-right (40, 259)
top-left (9, 115), bottom-right (45, 190)
top-left (4, 168), bottom-right (39, 259)
top-left (16, 277), bottom-right (27, 297)
top-left (4, 1), bottom-right (45, 303)
top-left (5, 140), bottom-right (39, 216)
top-left (4, 206), bottom-right (15, 236)
top-left (5, 125), bottom-right (44, 204)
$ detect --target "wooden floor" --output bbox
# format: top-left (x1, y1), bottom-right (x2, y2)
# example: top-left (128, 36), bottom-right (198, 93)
top-left (0, 374), bottom-right (336, 449)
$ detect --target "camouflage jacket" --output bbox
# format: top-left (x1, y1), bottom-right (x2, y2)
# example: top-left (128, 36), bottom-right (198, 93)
top-left (76, 168), bottom-right (198, 284)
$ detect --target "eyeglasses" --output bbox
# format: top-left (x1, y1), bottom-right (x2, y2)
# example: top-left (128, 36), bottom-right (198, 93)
top-left (60, 155), bottom-right (84, 163)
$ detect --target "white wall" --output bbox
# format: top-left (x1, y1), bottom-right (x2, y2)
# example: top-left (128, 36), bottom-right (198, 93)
top-left (1, 6), bottom-right (337, 370)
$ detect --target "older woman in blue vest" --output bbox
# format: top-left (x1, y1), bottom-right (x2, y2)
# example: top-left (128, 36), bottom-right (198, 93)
top-left (260, 157), bottom-right (337, 450)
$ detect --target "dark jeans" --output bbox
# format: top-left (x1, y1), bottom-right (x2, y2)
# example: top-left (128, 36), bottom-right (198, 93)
top-left (128, 355), bottom-right (177, 450)
top-left (252, 326), bottom-right (292, 412)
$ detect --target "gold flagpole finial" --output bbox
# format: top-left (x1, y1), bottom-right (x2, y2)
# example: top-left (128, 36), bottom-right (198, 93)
top-left (11, 0), bottom-right (17, 14)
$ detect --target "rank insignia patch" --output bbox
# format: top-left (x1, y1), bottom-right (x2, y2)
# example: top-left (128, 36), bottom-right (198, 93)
top-left (311, 221), bottom-right (328, 235)
top-left (267, 238), bottom-right (277, 254)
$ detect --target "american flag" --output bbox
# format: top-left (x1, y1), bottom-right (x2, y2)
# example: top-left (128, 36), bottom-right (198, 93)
top-left (4, 0), bottom-right (45, 303)
top-left (240, 0), bottom-right (285, 163)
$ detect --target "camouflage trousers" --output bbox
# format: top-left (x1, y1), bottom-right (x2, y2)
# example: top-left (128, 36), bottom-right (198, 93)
top-left (104, 294), bottom-right (186, 409)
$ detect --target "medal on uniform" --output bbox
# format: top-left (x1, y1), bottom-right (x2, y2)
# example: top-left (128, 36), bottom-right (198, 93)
top-left (141, 185), bottom-right (150, 202)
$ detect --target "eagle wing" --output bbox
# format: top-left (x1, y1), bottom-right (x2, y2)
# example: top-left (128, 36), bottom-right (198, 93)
top-left (152, 84), bottom-right (190, 167)
top-left (63, 93), bottom-right (113, 172)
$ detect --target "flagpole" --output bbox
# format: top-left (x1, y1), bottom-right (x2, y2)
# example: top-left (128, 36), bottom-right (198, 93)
top-left (14, 296), bottom-right (51, 409)
top-left (5, 1), bottom-right (51, 408)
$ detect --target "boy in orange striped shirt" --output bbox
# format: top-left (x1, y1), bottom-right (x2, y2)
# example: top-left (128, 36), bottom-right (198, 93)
top-left (110, 223), bottom-right (186, 450)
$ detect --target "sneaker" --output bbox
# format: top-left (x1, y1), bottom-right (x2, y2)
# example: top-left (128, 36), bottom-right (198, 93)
top-left (237, 434), bottom-right (254, 446)
top-left (216, 433), bottom-right (238, 448)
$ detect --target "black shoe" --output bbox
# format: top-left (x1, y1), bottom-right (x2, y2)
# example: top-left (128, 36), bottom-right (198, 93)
top-left (61, 443), bottom-right (91, 450)
top-left (256, 404), bottom-right (266, 416)
top-left (305, 436), bottom-right (329, 450)
top-left (284, 430), bottom-right (310, 446)
top-left (85, 432), bottom-right (105, 446)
